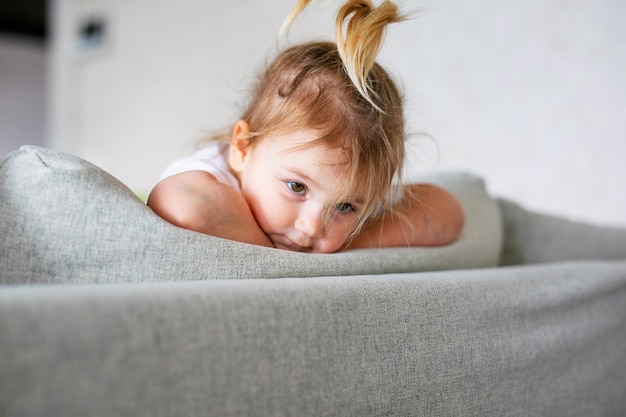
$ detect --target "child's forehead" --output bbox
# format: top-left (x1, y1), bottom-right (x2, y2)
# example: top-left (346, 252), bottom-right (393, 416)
top-left (267, 129), bottom-right (348, 161)
top-left (277, 140), bottom-right (350, 174)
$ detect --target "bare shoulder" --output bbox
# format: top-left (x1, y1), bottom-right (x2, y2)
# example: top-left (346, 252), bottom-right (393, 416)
top-left (147, 170), bottom-right (226, 226)
top-left (147, 171), bottom-right (273, 247)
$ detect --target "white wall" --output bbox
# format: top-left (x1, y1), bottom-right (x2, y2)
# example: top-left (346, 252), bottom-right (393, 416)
top-left (0, 35), bottom-right (46, 157)
top-left (50, 0), bottom-right (626, 226)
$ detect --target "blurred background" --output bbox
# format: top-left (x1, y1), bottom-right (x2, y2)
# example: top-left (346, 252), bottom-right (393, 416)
top-left (1, 0), bottom-right (625, 226)
top-left (0, 1), bottom-right (46, 155)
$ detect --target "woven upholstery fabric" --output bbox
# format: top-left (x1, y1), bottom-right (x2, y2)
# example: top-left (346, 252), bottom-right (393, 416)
top-left (498, 198), bottom-right (626, 265)
top-left (0, 146), bottom-right (502, 285)
top-left (1, 261), bottom-right (625, 416)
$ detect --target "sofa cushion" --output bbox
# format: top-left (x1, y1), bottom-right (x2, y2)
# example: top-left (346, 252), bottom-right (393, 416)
top-left (0, 146), bottom-right (502, 285)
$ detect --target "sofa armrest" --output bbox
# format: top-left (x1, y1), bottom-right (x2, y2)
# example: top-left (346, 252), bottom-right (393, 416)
top-left (498, 198), bottom-right (626, 265)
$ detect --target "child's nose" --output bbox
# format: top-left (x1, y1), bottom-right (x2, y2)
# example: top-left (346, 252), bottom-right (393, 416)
top-left (295, 204), bottom-right (324, 238)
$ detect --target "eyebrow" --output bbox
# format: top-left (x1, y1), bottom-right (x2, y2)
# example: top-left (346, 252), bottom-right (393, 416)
top-left (284, 166), bottom-right (320, 189)
top-left (285, 165), bottom-right (366, 205)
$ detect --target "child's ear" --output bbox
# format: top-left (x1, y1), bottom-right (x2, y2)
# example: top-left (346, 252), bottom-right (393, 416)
top-left (229, 119), bottom-right (251, 173)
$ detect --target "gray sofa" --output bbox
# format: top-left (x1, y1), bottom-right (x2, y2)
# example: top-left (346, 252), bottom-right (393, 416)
top-left (1, 146), bottom-right (625, 417)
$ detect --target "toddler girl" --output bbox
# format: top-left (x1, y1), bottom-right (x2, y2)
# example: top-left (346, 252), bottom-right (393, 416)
top-left (148, 0), bottom-right (464, 253)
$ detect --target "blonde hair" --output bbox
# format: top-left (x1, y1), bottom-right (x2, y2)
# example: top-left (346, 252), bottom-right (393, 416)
top-left (282, 0), bottom-right (406, 111)
top-left (210, 0), bottom-right (407, 240)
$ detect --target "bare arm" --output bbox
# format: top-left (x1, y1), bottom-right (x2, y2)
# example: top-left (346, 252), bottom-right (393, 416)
top-left (147, 171), bottom-right (274, 248)
top-left (347, 183), bottom-right (465, 249)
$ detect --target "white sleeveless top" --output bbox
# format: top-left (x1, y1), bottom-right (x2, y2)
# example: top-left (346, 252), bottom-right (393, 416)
top-left (160, 141), bottom-right (241, 192)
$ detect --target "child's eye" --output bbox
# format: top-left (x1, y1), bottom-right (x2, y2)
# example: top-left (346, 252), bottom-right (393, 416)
top-left (335, 202), bottom-right (355, 214)
top-left (287, 181), bottom-right (306, 195)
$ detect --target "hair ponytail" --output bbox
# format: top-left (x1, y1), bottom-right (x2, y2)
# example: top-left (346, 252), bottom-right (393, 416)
top-left (281, 0), bottom-right (405, 110)
top-left (279, 0), bottom-right (313, 36)
top-left (336, 1), bottom-right (404, 110)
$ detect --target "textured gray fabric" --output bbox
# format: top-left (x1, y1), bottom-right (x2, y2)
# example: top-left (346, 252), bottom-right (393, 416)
top-left (1, 260), bottom-right (625, 417)
top-left (0, 146), bottom-right (502, 285)
top-left (498, 199), bottom-right (626, 265)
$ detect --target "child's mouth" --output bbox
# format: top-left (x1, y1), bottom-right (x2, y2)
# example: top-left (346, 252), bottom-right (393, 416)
top-left (273, 237), bottom-right (312, 252)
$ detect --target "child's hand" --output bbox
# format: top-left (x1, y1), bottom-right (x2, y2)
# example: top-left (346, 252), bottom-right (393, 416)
top-left (147, 171), bottom-right (274, 248)
top-left (347, 183), bottom-right (465, 249)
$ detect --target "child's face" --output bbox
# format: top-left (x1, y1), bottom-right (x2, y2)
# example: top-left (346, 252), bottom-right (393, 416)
top-left (230, 126), bottom-right (362, 253)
